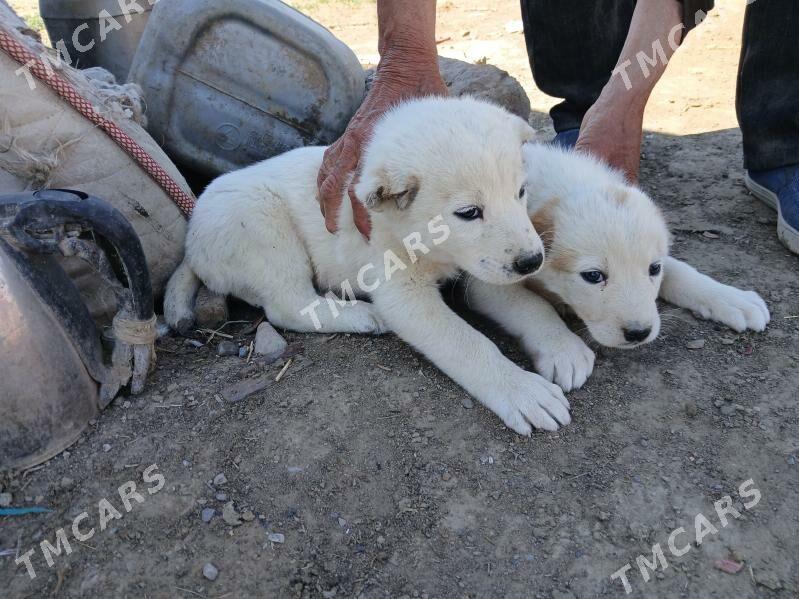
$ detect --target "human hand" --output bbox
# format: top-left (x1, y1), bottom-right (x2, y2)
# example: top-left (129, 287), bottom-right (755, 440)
top-left (317, 52), bottom-right (447, 237)
top-left (574, 92), bottom-right (646, 184)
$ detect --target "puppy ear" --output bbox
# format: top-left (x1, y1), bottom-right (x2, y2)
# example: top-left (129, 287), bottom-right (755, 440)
top-left (356, 169), bottom-right (420, 211)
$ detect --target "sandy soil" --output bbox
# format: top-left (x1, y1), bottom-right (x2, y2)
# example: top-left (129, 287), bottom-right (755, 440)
top-left (1, 1), bottom-right (797, 598)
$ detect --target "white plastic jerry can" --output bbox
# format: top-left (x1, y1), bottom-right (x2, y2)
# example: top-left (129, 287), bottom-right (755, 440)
top-left (129, 0), bottom-right (365, 177)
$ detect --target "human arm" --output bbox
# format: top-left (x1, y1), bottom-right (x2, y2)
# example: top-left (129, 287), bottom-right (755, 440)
top-left (575, 0), bottom-right (700, 183)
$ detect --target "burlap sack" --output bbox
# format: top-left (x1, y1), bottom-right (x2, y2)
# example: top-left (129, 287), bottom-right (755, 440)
top-left (0, 0), bottom-right (191, 318)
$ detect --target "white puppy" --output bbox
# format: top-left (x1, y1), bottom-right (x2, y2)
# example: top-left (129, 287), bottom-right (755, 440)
top-left (165, 97), bottom-right (571, 434)
top-left (467, 144), bottom-right (770, 394)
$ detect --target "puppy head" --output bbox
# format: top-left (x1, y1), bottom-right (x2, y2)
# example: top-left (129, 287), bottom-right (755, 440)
top-left (530, 181), bottom-right (670, 348)
top-left (354, 96), bottom-right (545, 285)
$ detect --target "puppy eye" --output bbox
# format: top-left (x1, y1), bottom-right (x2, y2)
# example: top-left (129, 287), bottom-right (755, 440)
top-left (518, 186), bottom-right (526, 200)
top-left (454, 206), bottom-right (483, 221)
top-left (580, 270), bottom-right (606, 284)
top-left (649, 262), bottom-right (662, 277)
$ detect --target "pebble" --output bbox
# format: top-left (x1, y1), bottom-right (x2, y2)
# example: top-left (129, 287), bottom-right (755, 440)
top-left (0, 492), bottom-right (11, 507)
top-left (686, 339), bottom-right (706, 350)
top-left (213, 473), bottom-right (228, 486)
top-left (720, 404), bottom-right (736, 416)
top-left (241, 510), bottom-right (256, 522)
top-left (267, 532), bottom-right (285, 544)
top-left (684, 401), bottom-right (698, 417)
top-left (202, 563), bottom-right (219, 581)
top-left (461, 397), bottom-right (474, 409)
top-left (788, 456), bottom-right (796, 465)
top-left (60, 477), bottom-right (74, 489)
top-left (195, 287), bottom-right (228, 328)
top-left (720, 337), bottom-right (735, 345)
top-left (254, 322), bottom-right (287, 363)
top-left (201, 508), bottom-right (215, 523)
top-left (102, 443), bottom-right (111, 452)
top-left (184, 338), bottom-right (203, 348)
top-left (217, 341), bottom-right (239, 357)
top-left (215, 492), bottom-right (228, 501)
top-left (238, 346), bottom-right (248, 358)
top-left (338, 517), bottom-right (347, 527)
top-left (222, 502), bottom-right (242, 526)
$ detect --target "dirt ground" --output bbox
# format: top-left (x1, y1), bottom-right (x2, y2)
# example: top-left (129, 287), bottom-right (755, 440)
top-left (2, 1), bottom-right (798, 598)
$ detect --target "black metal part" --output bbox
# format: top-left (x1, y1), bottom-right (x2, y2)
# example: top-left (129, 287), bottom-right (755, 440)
top-left (0, 189), bottom-right (155, 388)
top-left (2, 189), bottom-right (153, 320)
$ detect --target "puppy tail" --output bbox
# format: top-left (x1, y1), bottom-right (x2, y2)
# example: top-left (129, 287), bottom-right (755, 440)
top-left (164, 259), bottom-right (201, 334)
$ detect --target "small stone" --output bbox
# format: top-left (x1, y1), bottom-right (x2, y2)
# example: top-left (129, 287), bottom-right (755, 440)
top-left (213, 473), bottom-right (228, 486)
top-left (686, 339), bottom-right (706, 350)
top-left (241, 510), bottom-right (256, 522)
top-left (215, 492), bottom-right (228, 501)
top-left (338, 517), bottom-right (347, 527)
top-left (267, 532), bottom-right (285, 544)
top-left (322, 589), bottom-right (337, 599)
top-left (441, 472), bottom-right (452, 481)
top-left (787, 456), bottom-right (796, 465)
top-left (195, 287), bottom-right (228, 328)
top-left (201, 508), bottom-right (215, 523)
top-left (102, 443), bottom-right (112, 452)
top-left (720, 404), bottom-right (736, 416)
top-left (0, 492), bottom-right (11, 507)
top-left (254, 322), bottom-right (287, 363)
top-left (684, 401), bottom-right (698, 417)
top-left (60, 477), bottom-right (74, 489)
top-left (238, 346), bottom-right (248, 358)
top-left (376, 535), bottom-right (386, 545)
top-left (720, 337), bottom-right (735, 345)
top-left (461, 397), bottom-right (474, 409)
top-left (202, 563), bottom-right (219, 581)
top-left (222, 501), bottom-right (242, 526)
top-left (217, 341), bottom-right (239, 357)
top-left (122, 401), bottom-right (131, 409)
top-left (597, 511), bottom-right (610, 522)
top-left (184, 338), bottom-right (203, 348)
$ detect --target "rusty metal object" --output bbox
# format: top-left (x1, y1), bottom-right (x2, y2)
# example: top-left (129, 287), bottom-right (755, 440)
top-left (0, 241), bottom-right (99, 470)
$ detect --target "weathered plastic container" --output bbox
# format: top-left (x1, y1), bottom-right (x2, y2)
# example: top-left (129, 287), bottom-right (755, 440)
top-left (39, 0), bottom-right (152, 81)
top-left (129, 0), bottom-right (366, 177)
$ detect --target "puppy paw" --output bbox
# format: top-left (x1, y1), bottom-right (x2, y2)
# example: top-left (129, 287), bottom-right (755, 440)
top-left (528, 332), bottom-right (595, 392)
top-left (691, 284), bottom-right (770, 332)
top-left (488, 369), bottom-right (571, 435)
top-left (343, 303), bottom-right (388, 335)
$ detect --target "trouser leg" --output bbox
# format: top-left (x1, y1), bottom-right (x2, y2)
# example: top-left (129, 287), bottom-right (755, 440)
top-left (737, 0), bottom-right (799, 171)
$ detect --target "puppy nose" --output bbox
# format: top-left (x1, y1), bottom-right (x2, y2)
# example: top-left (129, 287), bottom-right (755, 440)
top-left (623, 327), bottom-right (652, 343)
top-left (513, 251), bottom-right (544, 275)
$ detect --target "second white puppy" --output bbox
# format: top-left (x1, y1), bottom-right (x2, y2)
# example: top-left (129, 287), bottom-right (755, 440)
top-left (467, 143), bottom-right (770, 393)
top-left (165, 96), bottom-right (570, 434)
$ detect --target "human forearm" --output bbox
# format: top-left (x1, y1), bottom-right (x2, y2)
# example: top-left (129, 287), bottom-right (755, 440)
top-left (604, 0), bottom-right (684, 108)
top-left (376, 0), bottom-right (441, 89)
top-left (575, 0), bottom-right (684, 181)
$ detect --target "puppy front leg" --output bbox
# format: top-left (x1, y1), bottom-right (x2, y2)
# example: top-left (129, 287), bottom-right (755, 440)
top-left (660, 256), bottom-right (770, 332)
top-left (465, 278), bottom-right (595, 392)
top-left (372, 280), bottom-right (571, 434)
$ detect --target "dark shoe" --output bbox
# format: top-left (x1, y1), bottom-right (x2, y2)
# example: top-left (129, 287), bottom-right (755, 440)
top-left (551, 128), bottom-right (580, 149)
top-left (745, 164), bottom-right (799, 254)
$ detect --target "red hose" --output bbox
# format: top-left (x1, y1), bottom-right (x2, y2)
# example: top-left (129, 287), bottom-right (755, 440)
top-left (0, 24), bottom-right (195, 217)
